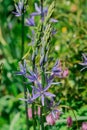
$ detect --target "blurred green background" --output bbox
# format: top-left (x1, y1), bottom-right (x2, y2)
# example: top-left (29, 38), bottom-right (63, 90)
top-left (0, 0), bottom-right (87, 130)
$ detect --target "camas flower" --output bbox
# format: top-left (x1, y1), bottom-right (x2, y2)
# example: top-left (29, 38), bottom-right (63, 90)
top-left (52, 60), bottom-right (69, 78)
top-left (79, 54), bottom-right (87, 71)
top-left (32, 82), bottom-right (55, 106)
top-left (13, 0), bottom-right (24, 17)
top-left (52, 60), bottom-right (62, 77)
top-left (31, 3), bottom-right (48, 17)
top-left (19, 89), bottom-right (34, 104)
top-left (16, 60), bottom-right (26, 75)
top-left (26, 16), bottom-right (35, 26)
top-left (26, 70), bottom-right (38, 82)
top-left (31, 3), bottom-right (58, 22)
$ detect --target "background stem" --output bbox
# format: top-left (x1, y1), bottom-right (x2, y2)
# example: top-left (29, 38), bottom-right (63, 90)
top-left (21, 4), bottom-right (29, 130)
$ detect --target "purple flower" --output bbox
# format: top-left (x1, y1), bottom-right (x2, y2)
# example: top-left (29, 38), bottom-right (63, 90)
top-left (26, 16), bottom-right (35, 26)
top-left (31, 3), bottom-right (48, 18)
top-left (52, 60), bottom-right (62, 77)
top-left (49, 101), bottom-right (62, 120)
top-left (13, 1), bottom-right (24, 17)
top-left (32, 82), bottom-right (55, 106)
top-left (51, 29), bottom-right (57, 35)
top-left (26, 70), bottom-right (38, 82)
top-left (79, 54), bottom-right (87, 71)
top-left (19, 89), bottom-right (34, 104)
top-left (30, 3), bottom-right (58, 22)
top-left (16, 60), bottom-right (26, 75)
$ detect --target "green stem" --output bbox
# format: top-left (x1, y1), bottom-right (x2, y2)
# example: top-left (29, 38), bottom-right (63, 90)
top-left (40, 106), bottom-right (44, 130)
top-left (32, 103), bottom-right (36, 130)
top-left (32, 54), bottom-right (36, 130)
top-left (21, 4), bottom-right (29, 130)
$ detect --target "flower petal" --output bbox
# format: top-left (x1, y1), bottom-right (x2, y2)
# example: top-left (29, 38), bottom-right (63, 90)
top-left (41, 95), bottom-right (45, 106)
top-left (32, 93), bottom-right (40, 100)
top-left (45, 92), bottom-right (55, 97)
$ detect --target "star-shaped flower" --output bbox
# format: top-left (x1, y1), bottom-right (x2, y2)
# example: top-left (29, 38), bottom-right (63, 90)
top-left (32, 82), bottom-right (55, 106)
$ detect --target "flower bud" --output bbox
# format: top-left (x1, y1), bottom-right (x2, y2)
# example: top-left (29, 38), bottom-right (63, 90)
top-left (67, 116), bottom-right (73, 127)
top-left (63, 69), bottom-right (69, 77)
top-left (28, 108), bottom-right (32, 119)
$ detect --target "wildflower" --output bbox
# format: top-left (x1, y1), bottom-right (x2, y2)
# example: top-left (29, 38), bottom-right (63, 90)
top-left (16, 60), bottom-right (26, 75)
top-left (19, 89), bottom-right (34, 104)
top-left (52, 60), bottom-right (69, 78)
top-left (32, 82), bottom-right (55, 106)
top-left (67, 116), bottom-right (73, 127)
top-left (26, 16), bottom-right (35, 26)
top-left (13, 0), bottom-right (24, 17)
top-left (31, 3), bottom-right (58, 22)
top-left (51, 29), bottom-right (57, 35)
top-left (52, 60), bottom-right (62, 77)
top-left (62, 27), bottom-right (67, 33)
top-left (79, 54), bottom-right (87, 71)
top-left (51, 109), bottom-right (60, 120)
top-left (46, 101), bottom-right (61, 125)
top-left (46, 113), bottom-right (55, 125)
top-left (49, 101), bottom-right (61, 120)
top-left (81, 122), bottom-right (87, 130)
top-left (31, 3), bottom-right (48, 17)
top-left (26, 70), bottom-right (38, 82)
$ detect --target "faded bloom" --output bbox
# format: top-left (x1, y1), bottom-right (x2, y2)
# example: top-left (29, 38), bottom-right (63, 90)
top-left (79, 54), bottom-right (87, 71)
top-left (28, 108), bottom-right (32, 119)
top-left (46, 113), bottom-right (55, 125)
top-left (67, 116), bottom-right (73, 127)
top-left (62, 68), bottom-right (69, 77)
top-left (81, 122), bottom-right (87, 130)
top-left (51, 109), bottom-right (60, 120)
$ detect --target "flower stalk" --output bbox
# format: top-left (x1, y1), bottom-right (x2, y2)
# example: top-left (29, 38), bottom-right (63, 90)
top-left (32, 55), bottom-right (36, 130)
top-left (40, 0), bottom-right (45, 130)
top-left (21, 3), bottom-right (29, 130)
